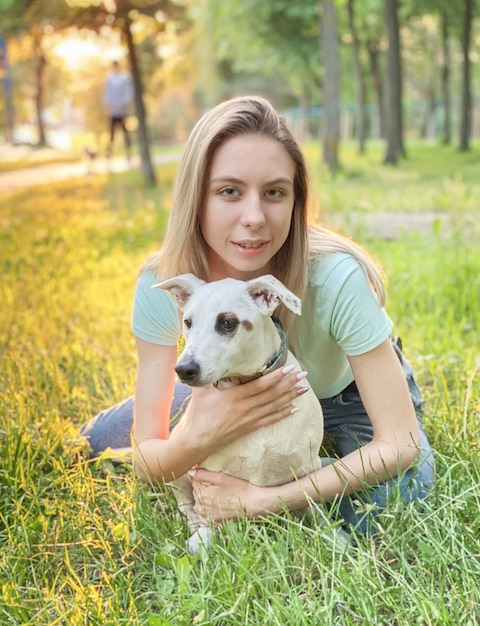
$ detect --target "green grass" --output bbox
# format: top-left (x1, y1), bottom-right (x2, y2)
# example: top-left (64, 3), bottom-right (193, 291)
top-left (1, 142), bottom-right (479, 624)
top-left (306, 139), bottom-right (480, 219)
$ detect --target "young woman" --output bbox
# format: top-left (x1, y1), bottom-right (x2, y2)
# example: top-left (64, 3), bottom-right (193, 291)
top-left (81, 96), bottom-right (434, 534)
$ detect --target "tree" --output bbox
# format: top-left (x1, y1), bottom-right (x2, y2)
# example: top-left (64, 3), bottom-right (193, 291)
top-left (346, 0), bottom-right (367, 153)
top-left (64, 0), bottom-right (187, 185)
top-left (207, 0), bottom-right (321, 129)
top-left (459, 0), bottom-right (473, 151)
top-left (10, 0), bottom-right (187, 183)
top-left (121, 11), bottom-right (158, 185)
top-left (32, 30), bottom-right (47, 146)
top-left (321, 0), bottom-right (341, 172)
top-left (1, 0), bottom-right (49, 145)
top-left (101, 0), bottom-right (188, 184)
top-left (440, 6), bottom-right (451, 144)
top-left (383, 0), bottom-right (406, 165)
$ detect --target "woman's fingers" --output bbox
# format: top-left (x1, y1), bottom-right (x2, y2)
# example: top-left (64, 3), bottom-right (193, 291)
top-left (243, 365), bottom-right (310, 413)
top-left (185, 364), bottom-right (311, 450)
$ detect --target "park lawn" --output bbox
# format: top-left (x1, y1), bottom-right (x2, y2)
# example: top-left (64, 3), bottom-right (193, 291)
top-left (0, 142), bottom-right (479, 624)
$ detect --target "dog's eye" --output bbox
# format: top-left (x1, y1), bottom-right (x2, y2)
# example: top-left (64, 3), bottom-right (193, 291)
top-left (222, 319), bottom-right (237, 331)
top-left (184, 317), bottom-right (192, 329)
top-left (215, 312), bottom-right (239, 335)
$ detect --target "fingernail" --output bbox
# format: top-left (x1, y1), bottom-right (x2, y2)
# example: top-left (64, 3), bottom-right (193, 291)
top-left (296, 371), bottom-right (308, 381)
top-left (297, 386), bottom-right (310, 395)
top-left (282, 364), bottom-right (295, 375)
top-left (290, 406), bottom-right (300, 414)
top-left (187, 469), bottom-right (196, 478)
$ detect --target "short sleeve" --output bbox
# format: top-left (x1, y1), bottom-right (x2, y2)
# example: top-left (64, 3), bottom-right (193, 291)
top-left (328, 257), bottom-right (392, 355)
top-left (132, 271), bottom-right (181, 346)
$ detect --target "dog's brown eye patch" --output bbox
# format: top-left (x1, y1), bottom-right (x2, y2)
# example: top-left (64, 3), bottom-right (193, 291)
top-left (215, 312), bottom-right (240, 335)
top-left (242, 320), bottom-right (253, 332)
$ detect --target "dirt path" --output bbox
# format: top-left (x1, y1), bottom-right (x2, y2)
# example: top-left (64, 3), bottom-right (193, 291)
top-left (0, 150), bottom-right (180, 195)
top-left (327, 210), bottom-right (451, 240)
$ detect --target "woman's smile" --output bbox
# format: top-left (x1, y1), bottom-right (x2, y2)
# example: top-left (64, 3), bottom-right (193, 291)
top-left (232, 240), bottom-right (269, 255)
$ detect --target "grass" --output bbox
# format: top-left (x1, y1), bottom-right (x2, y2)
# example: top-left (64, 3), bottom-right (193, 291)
top-left (1, 141), bottom-right (479, 624)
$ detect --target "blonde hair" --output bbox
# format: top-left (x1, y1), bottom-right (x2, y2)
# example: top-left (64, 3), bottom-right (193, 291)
top-left (142, 95), bottom-right (385, 342)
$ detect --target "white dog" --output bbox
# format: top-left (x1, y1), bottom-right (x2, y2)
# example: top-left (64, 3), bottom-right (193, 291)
top-left (153, 274), bottom-right (341, 552)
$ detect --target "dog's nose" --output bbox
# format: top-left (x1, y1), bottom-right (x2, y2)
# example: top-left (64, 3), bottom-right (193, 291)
top-left (175, 360), bottom-right (200, 384)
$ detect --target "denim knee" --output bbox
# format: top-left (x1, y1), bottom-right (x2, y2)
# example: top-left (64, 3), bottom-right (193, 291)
top-left (337, 462), bottom-right (433, 535)
top-left (79, 382), bottom-right (192, 457)
top-left (80, 397), bottom-right (134, 456)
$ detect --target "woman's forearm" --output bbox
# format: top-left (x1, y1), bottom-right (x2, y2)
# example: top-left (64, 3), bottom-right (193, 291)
top-left (133, 429), bottom-right (210, 484)
top-left (250, 439), bottom-right (421, 516)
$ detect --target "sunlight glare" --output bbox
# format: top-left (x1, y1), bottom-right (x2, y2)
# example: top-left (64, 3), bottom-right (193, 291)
top-left (52, 33), bottom-right (124, 70)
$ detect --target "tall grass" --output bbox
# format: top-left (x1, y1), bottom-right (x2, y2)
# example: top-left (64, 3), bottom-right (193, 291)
top-left (1, 144), bottom-right (479, 624)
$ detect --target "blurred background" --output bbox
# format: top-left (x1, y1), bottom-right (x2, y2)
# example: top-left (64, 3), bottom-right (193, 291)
top-left (1, 0), bottom-right (478, 178)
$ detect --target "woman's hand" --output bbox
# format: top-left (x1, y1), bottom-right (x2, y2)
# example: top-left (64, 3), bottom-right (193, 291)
top-left (188, 468), bottom-right (273, 523)
top-left (179, 364), bottom-right (309, 459)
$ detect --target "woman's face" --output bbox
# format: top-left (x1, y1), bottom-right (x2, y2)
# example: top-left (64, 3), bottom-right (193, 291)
top-left (200, 134), bottom-right (296, 281)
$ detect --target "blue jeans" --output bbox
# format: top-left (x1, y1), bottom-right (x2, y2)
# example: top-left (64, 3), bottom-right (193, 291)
top-left (80, 353), bottom-right (435, 535)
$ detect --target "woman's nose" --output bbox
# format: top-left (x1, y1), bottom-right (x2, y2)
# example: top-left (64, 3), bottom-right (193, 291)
top-left (240, 194), bottom-right (266, 228)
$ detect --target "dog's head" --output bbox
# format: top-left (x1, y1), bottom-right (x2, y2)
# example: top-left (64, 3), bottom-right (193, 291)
top-left (152, 274), bottom-right (301, 386)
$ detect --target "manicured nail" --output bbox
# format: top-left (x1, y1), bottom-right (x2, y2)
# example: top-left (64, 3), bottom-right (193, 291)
top-left (297, 386), bottom-right (310, 395)
top-left (296, 371), bottom-right (308, 381)
top-left (187, 469), bottom-right (196, 478)
top-left (282, 364), bottom-right (295, 375)
top-left (290, 406), bottom-right (300, 414)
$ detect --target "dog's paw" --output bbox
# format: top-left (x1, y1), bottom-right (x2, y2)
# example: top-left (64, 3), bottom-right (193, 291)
top-left (187, 526), bottom-right (214, 554)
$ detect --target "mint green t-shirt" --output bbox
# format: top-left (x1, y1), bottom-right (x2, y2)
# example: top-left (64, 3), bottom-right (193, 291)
top-left (132, 252), bottom-right (392, 399)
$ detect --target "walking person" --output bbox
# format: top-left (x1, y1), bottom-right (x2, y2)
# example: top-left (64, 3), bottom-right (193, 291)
top-left (81, 95), bottom-right (435, 536)
top-left (104, 60), bottom-right (133, 160)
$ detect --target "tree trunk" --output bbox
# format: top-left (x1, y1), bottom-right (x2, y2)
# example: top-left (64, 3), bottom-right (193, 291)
top-left (123, 17), bottom-right (157, 186)
top-left (347, 0), bottom-right (367, 153)
top-left (321, 0), bottom-right (340, 173)
top-left (299, 88), bottom-right (310, 142)
top-left (421, 89), bottom-right (437, 139)
top-left (459, 0), bottom-right (472, 152)
top-left (366, 38), bottom-right (385, 139)
top-left (0, 38), bottom-right (15, 144)
top-left (383, 0), bottom-right (405, 165)
top-left (440, 9), bottom-right (451, 144)
top-left (33, 34), bottom-right (46, 148)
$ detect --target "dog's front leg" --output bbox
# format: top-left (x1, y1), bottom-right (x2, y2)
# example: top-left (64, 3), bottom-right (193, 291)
top-left (172, 474), bottom-right (214, 553)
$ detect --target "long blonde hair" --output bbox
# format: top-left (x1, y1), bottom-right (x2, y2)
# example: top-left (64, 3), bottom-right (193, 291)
top-left (142, 95), bottom-right (385, 339)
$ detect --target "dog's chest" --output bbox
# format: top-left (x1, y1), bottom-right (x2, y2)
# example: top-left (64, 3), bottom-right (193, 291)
top-left (201, 384), bottom-right (323, 487)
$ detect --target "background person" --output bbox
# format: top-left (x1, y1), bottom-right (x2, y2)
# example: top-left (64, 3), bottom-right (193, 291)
top-left (104, 60), bottom-right (133, 159)
top-left (80, 96), bottom-right (435, 536)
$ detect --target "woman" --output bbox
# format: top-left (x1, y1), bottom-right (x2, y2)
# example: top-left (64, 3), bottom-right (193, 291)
top-left (81, 96), bottom-right (434, 534)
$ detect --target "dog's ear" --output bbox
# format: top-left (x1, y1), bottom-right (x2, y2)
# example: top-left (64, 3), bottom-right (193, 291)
top-left (152, 274), bottom-right (206, 310)
top-left (246, 275), bottom-right (302, 316)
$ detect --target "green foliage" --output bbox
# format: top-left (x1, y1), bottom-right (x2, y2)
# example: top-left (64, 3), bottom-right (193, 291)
top-left (0, 146), bottom-right (479, 622)
top-left (208, 0), bottom-right (321, 100)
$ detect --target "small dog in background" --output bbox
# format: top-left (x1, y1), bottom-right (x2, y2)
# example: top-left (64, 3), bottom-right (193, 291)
top-left (84, 147), bottom-right (98, 174)
top-left (154, 274), bottom-right (347, 552)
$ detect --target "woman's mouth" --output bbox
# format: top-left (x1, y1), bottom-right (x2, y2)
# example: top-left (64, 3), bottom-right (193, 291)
top-left (233, 241), bottom-right (268, 256)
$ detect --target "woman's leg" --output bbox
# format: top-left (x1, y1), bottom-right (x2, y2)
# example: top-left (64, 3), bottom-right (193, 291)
top-left (320, 351), bottom-right (435, 534)
top-left (80, 382), bottom-right (192, 457)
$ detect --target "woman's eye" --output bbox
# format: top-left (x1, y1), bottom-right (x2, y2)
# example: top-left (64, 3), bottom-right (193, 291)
top-left (220, 187), bottom-right (238, 198)
top-left (266, 188), bottom-right (285, 198)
